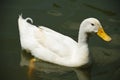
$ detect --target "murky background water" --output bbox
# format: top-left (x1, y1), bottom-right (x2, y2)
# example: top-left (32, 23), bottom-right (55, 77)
top-left (1, 0), bottom-right (120, 80)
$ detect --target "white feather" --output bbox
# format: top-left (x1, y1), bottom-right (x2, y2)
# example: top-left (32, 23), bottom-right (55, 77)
top-left (18, 15), bottom-right (108, 67)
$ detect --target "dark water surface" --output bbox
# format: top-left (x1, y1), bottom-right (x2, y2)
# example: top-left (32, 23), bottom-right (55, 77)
top-left (1, 0), bottom-right (120, 80)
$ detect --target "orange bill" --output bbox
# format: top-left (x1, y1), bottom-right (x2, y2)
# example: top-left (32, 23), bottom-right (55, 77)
top-left (97, 27), bottom-right (112, 42)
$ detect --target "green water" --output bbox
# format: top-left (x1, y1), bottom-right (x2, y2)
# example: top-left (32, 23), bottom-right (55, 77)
top-left (1, 0), bottom-right (120, 80)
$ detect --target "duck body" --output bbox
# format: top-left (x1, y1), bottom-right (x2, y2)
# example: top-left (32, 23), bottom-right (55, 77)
top-left (18, 15), bottom-right (111, 67)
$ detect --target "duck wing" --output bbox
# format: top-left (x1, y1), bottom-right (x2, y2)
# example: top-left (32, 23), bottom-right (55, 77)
top-left (35, 26), bottom-right (78, 57)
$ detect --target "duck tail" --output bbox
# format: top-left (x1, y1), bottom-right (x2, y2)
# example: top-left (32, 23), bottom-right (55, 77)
top-left (18, 14), bottom-right (33, 24)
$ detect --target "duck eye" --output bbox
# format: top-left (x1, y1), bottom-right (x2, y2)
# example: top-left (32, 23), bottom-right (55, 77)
top-left (91, 23), bottom-right (94, 26)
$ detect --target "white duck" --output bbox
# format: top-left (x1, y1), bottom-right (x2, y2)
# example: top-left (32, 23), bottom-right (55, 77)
top-left (18, 15), bottom-right (111, 67)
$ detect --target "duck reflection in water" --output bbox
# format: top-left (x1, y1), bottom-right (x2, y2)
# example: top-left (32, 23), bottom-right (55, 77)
top-left (20, 50), bottom-right (91, 80)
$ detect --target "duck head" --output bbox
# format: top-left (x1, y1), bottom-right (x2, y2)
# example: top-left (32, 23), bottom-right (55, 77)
top-left (80, 18), bottom-right (112, 42)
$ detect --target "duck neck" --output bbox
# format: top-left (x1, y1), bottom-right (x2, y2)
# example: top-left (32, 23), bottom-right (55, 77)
top-left (78, 28), bottom-right (88, 47)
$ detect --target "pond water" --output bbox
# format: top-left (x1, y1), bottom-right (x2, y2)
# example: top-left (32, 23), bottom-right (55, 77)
top-left (1, 0), bottom-right (120, 80)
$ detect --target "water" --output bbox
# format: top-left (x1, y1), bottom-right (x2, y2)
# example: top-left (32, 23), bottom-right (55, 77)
top-left (1, 0), bottom-right (120, 80)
